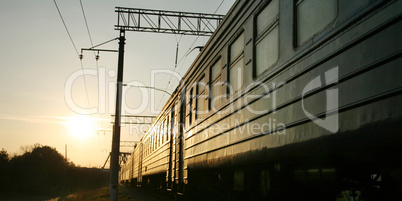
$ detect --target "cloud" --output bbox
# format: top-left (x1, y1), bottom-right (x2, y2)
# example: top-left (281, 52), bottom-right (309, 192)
top-left (0, 114), bottom-right (65, 124)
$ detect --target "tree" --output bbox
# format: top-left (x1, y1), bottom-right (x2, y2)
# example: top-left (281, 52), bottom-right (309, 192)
top-left (0, 148), bottom-right (9, 162)
top-left (0, 148), bottom-right (10, 191)
top-left (4, 144), bottom-right (108, 195)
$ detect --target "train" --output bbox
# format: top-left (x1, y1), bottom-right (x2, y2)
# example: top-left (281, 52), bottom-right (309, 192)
top-left (120, 0), bottom-right (402, 200)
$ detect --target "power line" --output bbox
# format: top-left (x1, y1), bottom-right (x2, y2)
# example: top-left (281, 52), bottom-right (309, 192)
top-left (80, 0), bottom-right (94, 47)
top-left (156, 0), bottom-right (227, 111)
top-left (177, 0), bottom-right (226, 66)
top-left (79, 60), bottom-right (92, 114)
top-left (53, 0), bottom-right (79, 56)
top-left (170, 0), bottom-right (226, 84)
top-left (54, 0), bottom-right (93, 116)
top-left (79, 38), bottom-right (120, 138)
top-left (79, 0), bottom-right (106, 134)
top-left (123, 84), bottom-right (172, 95)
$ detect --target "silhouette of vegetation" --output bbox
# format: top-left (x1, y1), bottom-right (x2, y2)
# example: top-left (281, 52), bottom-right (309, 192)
top-left (0, 144), bottom-right (109, 196)
top-left (0, 148), bottom-right (10, 191)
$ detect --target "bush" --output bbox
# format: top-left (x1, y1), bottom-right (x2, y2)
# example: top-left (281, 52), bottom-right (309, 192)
top-left (0, 144), bottom-right (109, 196)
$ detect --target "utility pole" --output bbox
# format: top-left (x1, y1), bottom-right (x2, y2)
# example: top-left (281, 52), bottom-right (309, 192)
top-left (65, 144), bottom-right (67, 160)
top-left (110, 30), bottom-right (125, 201)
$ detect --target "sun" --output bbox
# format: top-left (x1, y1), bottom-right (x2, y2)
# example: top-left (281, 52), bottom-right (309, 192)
top-left (67, 115), bottom-right (96, 141)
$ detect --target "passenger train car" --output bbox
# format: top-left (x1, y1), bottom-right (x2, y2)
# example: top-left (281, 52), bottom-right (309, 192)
top-left (121, 0), bottom-right (402, 200)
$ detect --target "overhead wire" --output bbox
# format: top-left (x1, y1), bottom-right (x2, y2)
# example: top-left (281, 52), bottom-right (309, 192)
top-left (154, 31), bottom-right (184, 111)
top-left (155, 0), bottom-right (226, 111)
top-left (75, 0), bottom-right (93, 116)
top-left (176, 0), bottom-right (225, 66)
top-left (80, 0), bottom-right (100, 128)
top-left (76, 0), bottom-right (93, 111)
top-left (155, 36), bottom-right (182, 111)
top-left (79, 60), bottom-right (92, 115)
top-left (53, 0), bottom-right (79, 55)
top-left (168, 0), bottom-right (226, 87)
top-left (79, 0), bottom-right (109, 134)
top-left (80, 0), bottom-right (94, 47)
top-left (53, 0), bottom-right (92, 131)
top-left (123, 84), bottom-right (172, 96)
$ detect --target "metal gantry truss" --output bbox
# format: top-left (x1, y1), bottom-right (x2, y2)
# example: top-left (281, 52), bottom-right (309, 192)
top-left (115, 7), bottom-right (225, 36)
top-left (102, 150), bottom-right (135, 170)
top-left (120, 141), bottom-right (139, 148)
top-left (119, 152), bottom-right (132, 165)
top-left (111, 115), bottom-right (156, 125)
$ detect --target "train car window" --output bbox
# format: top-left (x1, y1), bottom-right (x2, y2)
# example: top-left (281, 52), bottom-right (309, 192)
top-left (159, 123), bottom-right (162, 146)
top-left (154, 127), bottom-right (158, 149)
top-left (256, 27), bottom-right (279, 75)
top-left (153, 133), bottom-right (156, 150)
top-left (210, 58), bottom-right (222, 110)
top-left (256, 0), bottom-right (279, 36)
top-left (295, 0), bottom-right (337, 46)
top-left (152, 134), bottom-right (155, 152)
top-left (149, 137), bottom-right (152, 153)
top-left (165, 117), bottom-right (169, 142)
top-left (146, 141), bottom-right (149, 156)
top-left (162, 120), bottom-right (165, 144)
top-left (159, 122), bottom-right (163, 145)
top-left (229, 33), bottom-right (245, 93)
top-left (229, 57), bottom-right (244, 92)
top-left (211, 58), bottom-right (221, 80)
top-left (196, 76), bottom-right (207, 118)
top-left (187, 88), bottom-right (193, 126)
top-left (155, 125), bottom-right (158, 148)
top-left (157, 125), bottom-right (160, 146)
top-left (160, 123), bottom-right (163, 146)
top-left (151, 138), bottom-right (153, 151)
top-left (156, 129), bottom-right (159, 147)
top-left (192, 87), bottom-right (197, 121)
top-left (255, 0), bottom-right (279, 76)
top-left (153, 134), bottom-right (155, 149)
top-left (230, 32), bottom-right (245, 63)
top-left (168, 116), bottom-right (171, 141)
top-left (161, 120), bottom-right (165, 144)
top-left (148, 140), bottom-right (150, 155)
top-left (154, 133), bottom-right (157, 151)
top-left (174, 113), bottom-right (178, 138)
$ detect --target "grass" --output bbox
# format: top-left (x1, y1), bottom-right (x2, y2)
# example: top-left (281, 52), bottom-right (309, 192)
top-left (59, 186), bottom-right (135, 201)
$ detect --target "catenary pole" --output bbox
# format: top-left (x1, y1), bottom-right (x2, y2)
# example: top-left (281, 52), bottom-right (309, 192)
top-left (110, 30), bottom-right (125, 201)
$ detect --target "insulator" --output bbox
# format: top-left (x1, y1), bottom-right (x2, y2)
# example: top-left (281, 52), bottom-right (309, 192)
top-left (96, 51), bottom-right (100, 61)
top-left (79, 54), bottom-right (83, 60)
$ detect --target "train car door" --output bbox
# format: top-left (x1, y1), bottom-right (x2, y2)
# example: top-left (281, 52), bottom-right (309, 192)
top-left (166, 106), bottom-right (175, 191)
top-left (172, 103), bottom-right (179, 192)
top-left (175, 90), bottom-right (186, 194)
top-left (137, 143), bottom-right (143, 187)
top-left (130, 147), bottom-right (135, 185)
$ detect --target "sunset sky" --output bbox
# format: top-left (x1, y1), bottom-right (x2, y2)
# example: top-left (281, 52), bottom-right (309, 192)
top-left (0, 0), bottom-right (235, 167)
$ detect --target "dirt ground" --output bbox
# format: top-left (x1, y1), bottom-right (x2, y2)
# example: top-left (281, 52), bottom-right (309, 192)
top-left (59, 186), bottom-right (133, 201)
top-left (0, 185), bottom-right (175, 201)
top-left (60, 185), bottom-right (175, 201)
